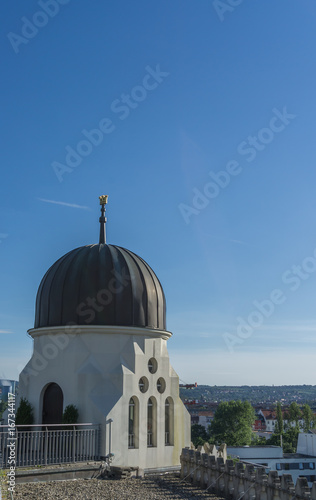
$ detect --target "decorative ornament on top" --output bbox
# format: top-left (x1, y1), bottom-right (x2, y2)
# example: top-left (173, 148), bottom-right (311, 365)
top-left (99, 195), bottom-right (108, 205)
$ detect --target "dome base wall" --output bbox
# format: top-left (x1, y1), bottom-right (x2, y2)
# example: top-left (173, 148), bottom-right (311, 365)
top-left (18, 325), bottom-right (191, 469)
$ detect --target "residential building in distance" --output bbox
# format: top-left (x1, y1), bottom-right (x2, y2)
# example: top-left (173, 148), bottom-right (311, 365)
top-left (259, 409), bottom-right (305, 432)
top-left (191, 410), bottom-right (214, 430)
top-left (227, 432), bottom-right (316, 487)
top-left (253, 418), bottom-right (266, 431)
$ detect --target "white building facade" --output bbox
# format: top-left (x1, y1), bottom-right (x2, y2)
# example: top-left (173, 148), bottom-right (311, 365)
top-left (258, 409), bottom-right (305, 433)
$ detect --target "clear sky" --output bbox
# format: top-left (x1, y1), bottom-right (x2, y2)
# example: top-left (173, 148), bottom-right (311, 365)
top-left (1, 0), bottom-right (316, 386)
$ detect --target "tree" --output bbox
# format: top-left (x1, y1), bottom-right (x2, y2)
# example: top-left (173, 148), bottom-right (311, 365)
top-left (282, 427), bottom-right (299, 453)
top-left (191, 424), bottom-right (209, 447)
top-left (266, 432), bottom-right (281, 447)
top-left (288, 401), bottom-right (301, 428)
top-left (275, 402), bottom-right (284, 446)
top-left (267, 425), bottom-right (299, 453)
top-left (251, 434), bottom-right (267, 445)
top-left (302, 404), bottom-right (314, 433)
top-left (283, 410), bottom-right (290, 430)
top-left (209, 401), bottom-right (255, 446)
top-left (15, 398), bottom-right (34, 426)
top-left (62, 404), bottom-right (79, 425)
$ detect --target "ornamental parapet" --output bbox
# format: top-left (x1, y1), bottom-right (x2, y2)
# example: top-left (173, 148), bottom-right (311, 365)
top-left (180, 445), bottom-right (316, 500)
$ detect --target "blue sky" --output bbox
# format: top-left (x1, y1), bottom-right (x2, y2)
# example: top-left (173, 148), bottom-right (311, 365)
top-left (1, 0), bottom-right (316, 385)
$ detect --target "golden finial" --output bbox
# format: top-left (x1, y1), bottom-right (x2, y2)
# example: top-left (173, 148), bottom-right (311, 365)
top-left (99, 195), bottom-right (108, 206)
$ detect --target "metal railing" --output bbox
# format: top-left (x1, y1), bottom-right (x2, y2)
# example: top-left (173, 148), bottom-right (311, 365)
top-left (0, 423), bottom-right (100, 468)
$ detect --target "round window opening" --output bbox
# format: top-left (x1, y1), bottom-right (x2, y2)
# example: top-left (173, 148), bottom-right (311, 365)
top-left (148, 358), bottom-right (158, 374)
top-left (139, 377), bottom-right (149, 393)
top-left (157, 378), bottom-right (166, 394)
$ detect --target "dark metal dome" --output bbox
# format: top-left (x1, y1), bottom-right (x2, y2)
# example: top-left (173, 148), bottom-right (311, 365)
top-left (35, 244), bottom-right (166, 330)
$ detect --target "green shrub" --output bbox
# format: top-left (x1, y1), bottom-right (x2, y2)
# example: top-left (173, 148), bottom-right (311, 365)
top-left (62, 405), bottom-right (79, 425)
top-left (15, 398), bottom-right (34, 427)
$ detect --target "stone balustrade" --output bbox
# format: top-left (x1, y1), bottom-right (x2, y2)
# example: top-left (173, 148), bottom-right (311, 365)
top-left (180, 447), bottom-right (316, 500)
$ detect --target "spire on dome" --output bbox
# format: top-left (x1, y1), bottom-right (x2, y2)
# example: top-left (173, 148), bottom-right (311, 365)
top-left (99, 195), bottom-right (108, 244)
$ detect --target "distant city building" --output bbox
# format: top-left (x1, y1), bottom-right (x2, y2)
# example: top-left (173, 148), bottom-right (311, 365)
top-left (191, 411), bottom-right (214, 430)
top-left (259, 409), bottom-right (305, 432)
top-left (253, 419), bottom-right (266, 431)
top-left (0, 379), bottom-right (18, 402)
top-left (228, 433), bottom-right (316, 486)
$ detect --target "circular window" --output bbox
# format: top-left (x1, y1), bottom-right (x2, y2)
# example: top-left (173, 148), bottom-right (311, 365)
top-left (148, 358), bottom-right (158, 374)
top-left (157, 378), bottom-right (166, 394)
top-left (138, 377), bottom-right (149, 393)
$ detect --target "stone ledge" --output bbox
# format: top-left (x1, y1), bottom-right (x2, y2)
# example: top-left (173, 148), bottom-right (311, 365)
top-left (15, 462), bottom-right (102, 484)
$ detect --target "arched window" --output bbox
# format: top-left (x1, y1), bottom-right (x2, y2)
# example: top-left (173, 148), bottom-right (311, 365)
top-left (165, 397), bottom-right (174, 446)
top-left (147, 397), bottom-right (157, 447)
top-left (128, 397), bottom-right (139, 448)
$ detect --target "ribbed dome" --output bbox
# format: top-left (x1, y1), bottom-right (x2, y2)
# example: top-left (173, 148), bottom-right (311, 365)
top-left (35, 244), bottom-right (166, 330)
